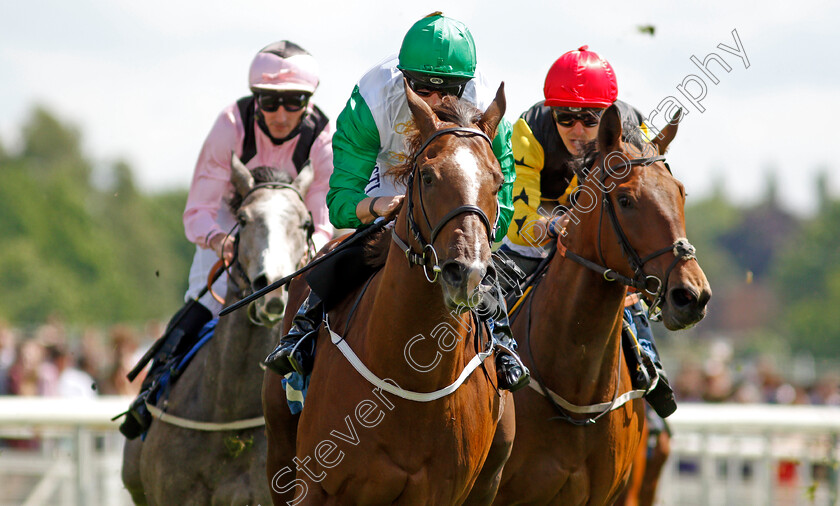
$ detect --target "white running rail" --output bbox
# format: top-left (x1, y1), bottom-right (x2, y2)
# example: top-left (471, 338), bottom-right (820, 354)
top-left (659, 403), bottom-right (840, 506)
top-left (0, 398), bottom-right (838, 505)
top-left (0, 396), bottom-right (133, 506)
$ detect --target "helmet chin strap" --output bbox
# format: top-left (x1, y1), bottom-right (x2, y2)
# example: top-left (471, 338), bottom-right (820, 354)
top-left (256, 108), bottom-right (307, 145)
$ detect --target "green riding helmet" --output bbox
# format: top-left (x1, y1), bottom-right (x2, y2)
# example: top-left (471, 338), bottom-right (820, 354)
top-left (397, 12), bottom-right (476, 79)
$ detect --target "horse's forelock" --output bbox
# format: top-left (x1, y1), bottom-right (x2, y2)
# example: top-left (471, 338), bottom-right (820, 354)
top-left (228, 166), bottom-right (295, 211)
top-left (389, 96), bottom-right (484, 186)
top-left (573, 128), bottom-right (655, 183)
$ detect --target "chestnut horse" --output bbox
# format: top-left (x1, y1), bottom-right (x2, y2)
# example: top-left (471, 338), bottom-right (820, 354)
top-left (263, 83), bottom-right (512, 505)
top-left (617, 410), bottom-right (671, 506)
top-left (492, 105), bottom-right (711, 505)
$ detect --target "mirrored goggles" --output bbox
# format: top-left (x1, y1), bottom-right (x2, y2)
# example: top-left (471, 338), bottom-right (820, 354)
top-left (256, 92), bottom-right (310, 113)
top-left (551, 107), bottom-right (604, 128)
top-left (404, 73), bottom-right (467, 98)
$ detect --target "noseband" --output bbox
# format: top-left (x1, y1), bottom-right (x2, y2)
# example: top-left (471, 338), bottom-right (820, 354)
top-left (561, 154), bottom-right (696, 320)
top-left (391, 127), bottom-right (500, 283)
top-left (212, 182), bottom-right (316, 305)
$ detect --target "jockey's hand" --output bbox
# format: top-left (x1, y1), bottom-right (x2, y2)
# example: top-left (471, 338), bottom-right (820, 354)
top-left (378, 195), bottom-right (404, 220)
top-left (546, 213), bottom-right (571, 238)
top-left (209, 232), bottom-right (235, 264)
top-left (357, 195), bottom-right (404, 224)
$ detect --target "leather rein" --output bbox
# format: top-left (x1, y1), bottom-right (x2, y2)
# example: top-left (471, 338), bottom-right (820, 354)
top-left (558, 155), bottom-right (696, 321)
top-left (208, 182), bottom-right (316, 308)
top-left (523, 153), bottom-right (695, 425)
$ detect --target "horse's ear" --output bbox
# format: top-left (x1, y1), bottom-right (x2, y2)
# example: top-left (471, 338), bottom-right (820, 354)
top-left (477, 82), bottom-right (506, 140)
top-left (652, 108), bottom-right (681, 154)
top-left (597, 104), bottom-right (623, 154)
top-left (230, 151), bottom-right (254, 197)
top-left (404, 77), bottom-right (438, 139)
top-left (293, 161), bottom-right (314, 196)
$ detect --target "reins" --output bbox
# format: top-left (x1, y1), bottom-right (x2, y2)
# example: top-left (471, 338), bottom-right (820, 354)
top-left (329, 126), bottom-right (501, 402)
top-left (513, 153), bottom-right (693, 425)
top-left (560, 155), bottom-right (696, 320)
top-left (142, 182), bottom-right (316, 432)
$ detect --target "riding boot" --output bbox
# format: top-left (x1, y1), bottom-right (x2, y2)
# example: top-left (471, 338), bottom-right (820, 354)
top-left (626, 302), bottom-right (677, 418)
top-left (119, 301), bottom-right (212, 439)
top-left (479, 281), bottom-right (530, 392)
top-left (264, 291), bottom-right (324, 376)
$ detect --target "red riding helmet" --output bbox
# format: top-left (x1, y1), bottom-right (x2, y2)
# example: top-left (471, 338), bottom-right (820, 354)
top-left (543, 46), bottom-right (617, 108)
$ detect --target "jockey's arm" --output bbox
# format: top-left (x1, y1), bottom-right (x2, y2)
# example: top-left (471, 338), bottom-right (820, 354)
top-left (183, 106), bottom-right (239, 249)
top-left (328, 86), bottom-right (381, 229)
top-left (491, 117), bottom-right (515, 242)
top-left (503, 116), bottom-right (560, 249)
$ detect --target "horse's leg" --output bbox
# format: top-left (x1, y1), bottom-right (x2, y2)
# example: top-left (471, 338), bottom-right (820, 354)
top-left (122, 438), bottom-right (148, 505)
top-left (615, 418), bottom-right (650, 506)
top-left (463, 391), bottom-right (515, 505)
top-left (637, 429), bottom-right (670, 506)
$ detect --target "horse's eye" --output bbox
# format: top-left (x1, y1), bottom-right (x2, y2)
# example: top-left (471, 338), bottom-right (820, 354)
top-left (617, 195), bottom-right (633, 208)
top-left (236, 212), bottom-right (248, 226)
top-left (421, 171), bottom-right (433, 186)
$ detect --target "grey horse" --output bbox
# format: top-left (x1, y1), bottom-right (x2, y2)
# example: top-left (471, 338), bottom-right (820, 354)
top-left (122, 153), bottom-right (314, 505)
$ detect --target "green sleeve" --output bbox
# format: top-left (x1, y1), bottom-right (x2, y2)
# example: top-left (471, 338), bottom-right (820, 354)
top-left (327, 86), bottom-right (381, 229)
top-left (492, 117), bottom-right (515, 242)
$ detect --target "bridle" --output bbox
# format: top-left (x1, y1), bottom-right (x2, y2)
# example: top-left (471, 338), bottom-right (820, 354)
top-left (519, 152), bottom-right (696, 425)
top-left (559, 154), bottom-right (696, 320)
top-left (209, 182), bottom-right (316, 315)
top-left (391, 127), bottom-right (500, 283)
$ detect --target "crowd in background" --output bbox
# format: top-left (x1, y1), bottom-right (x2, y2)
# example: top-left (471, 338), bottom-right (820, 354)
top-left (0, 317), bottom-right (156, 400)
top-left (669, 340), bottom-right (840, 406)
top-left (1, 317), bottom-right (840, 407)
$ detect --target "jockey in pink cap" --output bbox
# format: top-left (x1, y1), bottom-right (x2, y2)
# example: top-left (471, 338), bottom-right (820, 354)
top-left (120, 41), bottom-right (334, 439)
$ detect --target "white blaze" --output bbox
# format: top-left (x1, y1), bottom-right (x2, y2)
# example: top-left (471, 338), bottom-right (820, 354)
top-left (453, 146), bottom-right (485, 263)
top-left (254, 197), bottom-right (295, 282)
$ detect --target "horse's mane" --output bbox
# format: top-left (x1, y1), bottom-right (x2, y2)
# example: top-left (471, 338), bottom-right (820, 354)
top-left (388, 96), bottom-right (484, 186)
top-left (363, 227), bottom-right (390, 269)
top-left (228, 166), bottom-right (294, 211)
top-left (363, 96), bottom-right (485, 268)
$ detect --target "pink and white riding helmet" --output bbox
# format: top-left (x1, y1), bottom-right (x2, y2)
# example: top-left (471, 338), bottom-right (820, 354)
top-left (248, 41), bottom-right (319, 94)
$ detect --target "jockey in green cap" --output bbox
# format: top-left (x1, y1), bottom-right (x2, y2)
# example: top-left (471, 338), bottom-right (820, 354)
top-left (264, 12), bottom-right (530, 392)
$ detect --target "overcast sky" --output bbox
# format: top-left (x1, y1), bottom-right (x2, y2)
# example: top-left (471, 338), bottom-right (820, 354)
top-left (2, 0), bottom-right (837, 214)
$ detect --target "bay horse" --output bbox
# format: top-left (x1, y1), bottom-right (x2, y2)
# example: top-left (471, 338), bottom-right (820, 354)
top-left (491, 105), bottom-right (711, 505)
top-left (263, 82), bottom-right (511, 505)
top-left (122, 153), bottom-right (314, 505)
top-left (617, 410), bottom-right (671, 506)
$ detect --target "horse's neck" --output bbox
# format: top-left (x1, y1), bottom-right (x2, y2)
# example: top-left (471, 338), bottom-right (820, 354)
top-left (530, 230), bottom-right (627, 402)
top-left (357, 240), bottom-right (475, 392)
top-left (198, 281), bottom-right (273, 414)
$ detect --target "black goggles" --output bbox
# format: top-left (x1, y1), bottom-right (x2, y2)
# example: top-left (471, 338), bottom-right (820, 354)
top-left (256, 92), bottom-right (310, 113)
top-left (404, 73), bottom-right (467, 98)
top-left (552, 107), bottom-right (604, 128)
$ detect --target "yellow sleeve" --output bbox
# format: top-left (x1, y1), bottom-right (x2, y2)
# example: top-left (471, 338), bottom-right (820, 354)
top-left (505, 118), bottom-right (550, 248)
top-left (556, 174), bottom-right (579, 209)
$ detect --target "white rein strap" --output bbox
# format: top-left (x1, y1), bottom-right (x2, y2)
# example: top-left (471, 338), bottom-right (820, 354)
top-left (145, 401), bottom-right (265, 431)
top-left (327, 317), bottom-right (493, 403)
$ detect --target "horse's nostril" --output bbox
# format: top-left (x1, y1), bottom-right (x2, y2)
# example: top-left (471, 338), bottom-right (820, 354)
top-left (441, 261), bottom-right (465, 287)
top-left (266, 298), bottom-right (285, 315)
top-left (670, 288), bottom-right (696, 308)
top-left (253, 275), bottom-right (268, 292)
